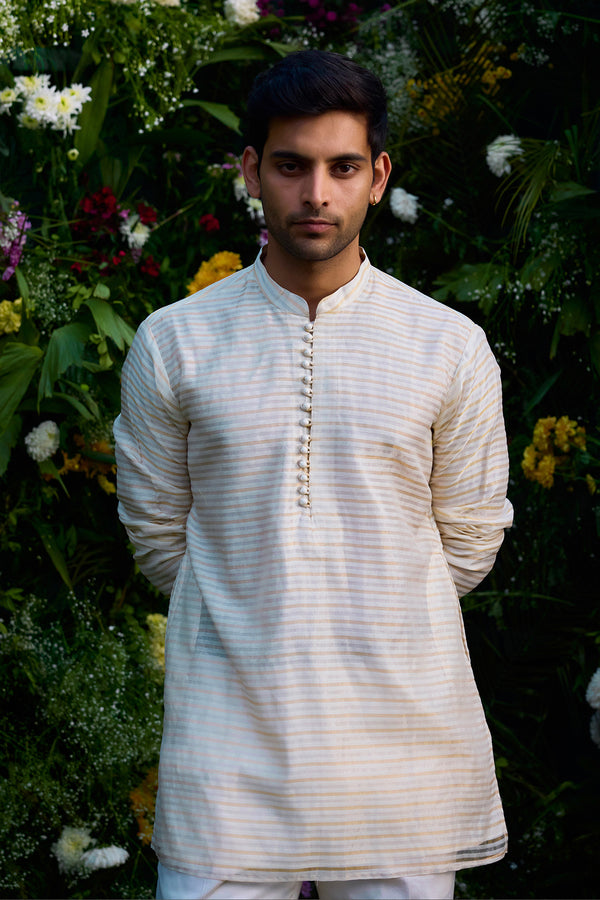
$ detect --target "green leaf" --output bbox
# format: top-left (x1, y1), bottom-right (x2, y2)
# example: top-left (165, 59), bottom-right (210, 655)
top-left (589, 331), bottom-right (600, 377)
top-left (0, 342), bottom-right (43, 435)
top-left (92, 282), bottom-right (111, 300)
top-left (181, 100), bottom-right (240, 133)
top-left (83, 298), bottom-right (135, 351)
top-left (550, 295), bottom-right (592, 358)
top-left (0, 414), bottom-right (22, 477)
top-left (38, 323), bottom-right (91, 402)
top-left (14, 266), bottom-right (30, 301)
top-left (50, 392), bottom-right (95, 420)
top-left (520, 252), bottom-right (561, 292)
top-left (432, 262), bottom-right (506, 312)
top-left (74, 58), bottom-right (115, 166)
top-left (524, 371), bottom-right (562, 415)
top-left (31, 521), bottom-right (73, 590)
top-left (550, 181), bottom-right (596, 203)
top-left (200, 46), bottom-right (275, 65)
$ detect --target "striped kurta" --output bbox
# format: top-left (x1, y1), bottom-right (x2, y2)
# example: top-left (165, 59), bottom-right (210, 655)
top-left (114, 250), bottom-right (513, 881)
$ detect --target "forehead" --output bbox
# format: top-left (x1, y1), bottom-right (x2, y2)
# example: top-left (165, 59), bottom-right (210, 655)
top-left (264, 110), bottom-right (370, 158)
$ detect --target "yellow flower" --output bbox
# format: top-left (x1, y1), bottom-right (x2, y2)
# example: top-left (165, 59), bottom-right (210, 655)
top-left (146, 612), bottom-right (167, 670)
top-left (535, 453), bottom-right (556, 488)
top-left (0, 297), bottom-right (22, 334)
top-left (130, 766), bottom-right (159, 845)
top-left (521, 443), bottom-right (538, 478)
top-left (554, 415), bottom-right (586, 453)
top-left (97, 474), bottom-right (116, 494)
top-left (186, 251), bottom-right (242, 295)
top-left (532, 416), bottom-right (556, 453)
top-left (586, 473), bottom-right (597, 495)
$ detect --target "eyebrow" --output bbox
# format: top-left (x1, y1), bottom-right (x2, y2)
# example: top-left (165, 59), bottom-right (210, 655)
top-left (269, 150), bottom-right (370, 164)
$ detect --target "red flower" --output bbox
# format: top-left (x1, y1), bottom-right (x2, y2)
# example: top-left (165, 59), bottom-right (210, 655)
top-left (199, 213), bottom-right (220, 233)
top-left (140, 254), bottom-right (161, 277)
top-left (137, 202), bottom-right (158, 225)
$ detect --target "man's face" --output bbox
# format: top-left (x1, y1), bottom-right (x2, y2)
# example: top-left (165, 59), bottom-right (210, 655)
top-left (243, 111), bottom-right (390, 264)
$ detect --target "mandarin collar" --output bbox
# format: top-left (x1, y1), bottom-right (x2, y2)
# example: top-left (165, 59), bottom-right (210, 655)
top-left (252, 246), bottom-right (372, 318)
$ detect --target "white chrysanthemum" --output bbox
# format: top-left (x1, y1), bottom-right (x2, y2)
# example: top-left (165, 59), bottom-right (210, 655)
top-left (486, 134), bottom-right (523, 177)
top-left (14, 73), bottom-right (52, 97)
top-left (585, 667), bottom-right (600, 709)
top-left (17, 112), bottom-right (42, 130)
top-left (389, 186), bottom-right (420, 224)
top-left (0, 86), bottom-right (18, 114)
top-left (25, 420), bottom-right (60, 462)
top-left (224, 0), bottom-right (260, 27)
top-left (51, 826), bottom-right (93, 873)
top-left (590, 710), bottom-right (600, 749)
top-left (66, 83), bottom-right (93, 109)
top-left (80, 845), bottom-right (129, 870)
top-left (23, 87), bottom-right (60, 127)
top-left (120, 216), bottom-right (151, 249)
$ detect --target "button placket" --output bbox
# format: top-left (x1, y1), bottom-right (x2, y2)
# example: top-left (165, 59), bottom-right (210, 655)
top-left (297, 322), bottom-right (314, 510)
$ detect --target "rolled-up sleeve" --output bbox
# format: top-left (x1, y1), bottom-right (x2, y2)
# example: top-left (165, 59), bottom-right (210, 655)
top-left (431, 325), bottom-right (513, 597)
top-left (114, 319), bottom-right (192, 595)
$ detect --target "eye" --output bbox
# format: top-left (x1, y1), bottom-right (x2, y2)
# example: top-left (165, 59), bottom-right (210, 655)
top-left (278, 161), bottom-right (302, 174)
top-left (334, 163), bottom-right (358, 176)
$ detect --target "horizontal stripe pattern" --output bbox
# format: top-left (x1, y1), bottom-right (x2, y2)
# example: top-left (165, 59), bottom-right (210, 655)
top-left (114, 251), bottom-right (513, 880)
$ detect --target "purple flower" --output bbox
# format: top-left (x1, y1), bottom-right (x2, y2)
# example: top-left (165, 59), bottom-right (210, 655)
top-left (0, 202), bottom-right (31, 280)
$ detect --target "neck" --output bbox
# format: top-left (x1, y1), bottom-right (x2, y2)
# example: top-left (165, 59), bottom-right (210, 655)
top-left (261, 239), bottom-right (362, 319)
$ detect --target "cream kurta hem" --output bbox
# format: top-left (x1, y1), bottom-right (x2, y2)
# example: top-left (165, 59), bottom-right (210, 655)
top-left (114, 251), bottom-right (513, 881)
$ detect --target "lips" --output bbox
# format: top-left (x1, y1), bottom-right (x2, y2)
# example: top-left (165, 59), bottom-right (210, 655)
top-left (293, 218), bottom-right (336, 233)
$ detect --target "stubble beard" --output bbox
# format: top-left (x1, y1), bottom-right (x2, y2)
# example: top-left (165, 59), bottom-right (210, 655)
top-left (263, 208), bottom-right (368, 263)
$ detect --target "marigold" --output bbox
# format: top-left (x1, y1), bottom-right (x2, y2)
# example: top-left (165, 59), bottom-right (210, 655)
top-left (554, 415), bottom-right (586, 453)
top-left (186, 251), bottom-right (243, 295)
top-left (532, 416), bottom-right (556, 454)
top-left (130, 766), bottom-right (159, 845)
top-left (535, 453), bottom-right (556, 488)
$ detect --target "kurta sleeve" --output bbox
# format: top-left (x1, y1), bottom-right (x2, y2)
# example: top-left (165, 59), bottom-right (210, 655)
top-left (113, 319), bottom-right (192, 595)
top-left (431, 324), bottom-right (513, 597)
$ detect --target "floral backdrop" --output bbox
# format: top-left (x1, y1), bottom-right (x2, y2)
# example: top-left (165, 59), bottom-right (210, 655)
top-left (1, 0), bottom-right (599, 897)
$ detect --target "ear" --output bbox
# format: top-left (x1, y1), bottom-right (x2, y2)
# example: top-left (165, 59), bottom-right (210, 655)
top-left (241, 146), bottom-right (261, 199)
top-left (371, 151), bottom-right (392, 199)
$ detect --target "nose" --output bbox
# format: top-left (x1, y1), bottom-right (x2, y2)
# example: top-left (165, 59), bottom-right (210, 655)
top-left (301, 167), bottom-right (329, 210)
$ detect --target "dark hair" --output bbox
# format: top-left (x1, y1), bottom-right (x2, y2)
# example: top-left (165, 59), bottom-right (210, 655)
top-left (242, 50), bottom-right (388, 165)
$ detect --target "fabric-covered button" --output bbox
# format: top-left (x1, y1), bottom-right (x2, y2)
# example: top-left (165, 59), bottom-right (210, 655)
top-left (298, 472), bottom-right (309, 482)
top-left (297, 458), bottom-right (308, 469)
top-left (300, 417), bottom-right (311, 427)
top-left (303, 347), bottom-right (313, 357)
top-left (298, 496), bottom-right (310, 508)
top-left (301, 401), bottom-right (312, 412)
top-left (301, 359), bottom-right (312, 369)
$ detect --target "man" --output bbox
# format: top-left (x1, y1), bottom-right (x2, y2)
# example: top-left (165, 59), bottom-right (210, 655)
top-left (114, 50), bottom-right (513, 900)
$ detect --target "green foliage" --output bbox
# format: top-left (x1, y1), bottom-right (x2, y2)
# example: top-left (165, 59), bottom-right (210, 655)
top-left (1, 0), bottom-right (600, 897)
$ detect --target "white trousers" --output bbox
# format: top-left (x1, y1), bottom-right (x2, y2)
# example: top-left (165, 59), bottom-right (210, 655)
top-left (156, 862), bottom-right (455, 899)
